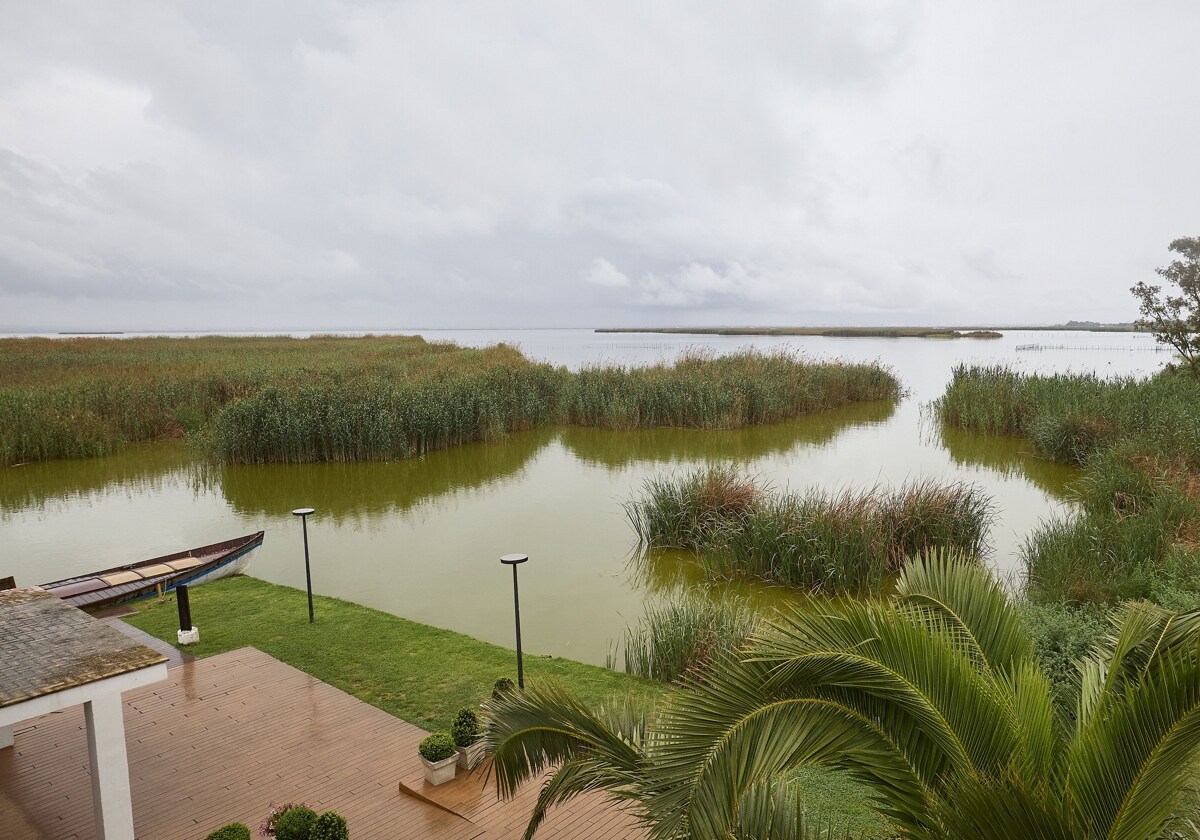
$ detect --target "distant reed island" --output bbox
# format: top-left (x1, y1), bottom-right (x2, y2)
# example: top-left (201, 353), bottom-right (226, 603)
top-left (595, 323), bottom-right (1139, 338)
top-left (0, 335), bottom-right (899, 466)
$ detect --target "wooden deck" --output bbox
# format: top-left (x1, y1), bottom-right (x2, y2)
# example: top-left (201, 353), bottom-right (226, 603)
top-left (0, 646), bottom-right (644, 840)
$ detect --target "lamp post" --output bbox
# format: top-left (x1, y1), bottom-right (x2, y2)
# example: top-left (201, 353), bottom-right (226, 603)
top-left (500, 553), bottom-right (529, 689)
top-left (292, 507), bottom-right (316, 623)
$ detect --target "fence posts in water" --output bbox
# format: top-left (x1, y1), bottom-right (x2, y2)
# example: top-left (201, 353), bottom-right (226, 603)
top-left (500, 553), bottom-right (529, 690)
top-left (292, 507), bottom-right (316, 623)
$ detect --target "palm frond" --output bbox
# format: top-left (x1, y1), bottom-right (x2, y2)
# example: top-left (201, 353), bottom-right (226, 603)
top-left (1067, 647), bottom-right (1200, 840)
top-left (483, 681), bottom-right (649, 801)
top-left (894, 548), bottom-right (1034, 676)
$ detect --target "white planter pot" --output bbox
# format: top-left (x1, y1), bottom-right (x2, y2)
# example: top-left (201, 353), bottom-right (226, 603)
top-left (456, 739), bottom-right (486, 770)
top-left (421, 754), bottom-right (457, 786)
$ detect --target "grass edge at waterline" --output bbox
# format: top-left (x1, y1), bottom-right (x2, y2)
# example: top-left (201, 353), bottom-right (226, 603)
top-left (124, 575), bottom-right (665, 733)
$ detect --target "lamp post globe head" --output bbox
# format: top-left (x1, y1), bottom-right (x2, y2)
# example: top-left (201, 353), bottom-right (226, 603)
top-left (500, 553), bottom-right (529, 566)
top-left (292, 507), bottom-right (316, 517)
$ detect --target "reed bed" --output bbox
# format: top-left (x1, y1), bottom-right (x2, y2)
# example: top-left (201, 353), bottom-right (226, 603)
top-left (563, 349), bottom-right (900, 430)
top-left (934, 365), bottom-right (1200, 605)
top-left (626, 467), bottom-right (993, 592)
top-left (932, 364), bottom-right (1200, 467)
top-left (0, 338), bottom-right (899, 466)
top-left (616, 588), bottom-right (761, 683)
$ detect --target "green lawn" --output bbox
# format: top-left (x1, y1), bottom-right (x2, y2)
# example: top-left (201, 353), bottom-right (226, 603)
top-left (126, 575), bottom-right (888, 836)
top-left (125, 575), bottom-right (663, 733)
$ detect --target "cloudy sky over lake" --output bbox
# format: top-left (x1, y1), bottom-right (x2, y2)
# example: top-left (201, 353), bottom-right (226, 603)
top-left (2, 1), bottom-right (1197, 331)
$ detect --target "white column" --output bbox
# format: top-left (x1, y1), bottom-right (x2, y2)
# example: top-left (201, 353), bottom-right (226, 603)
top-left (0, 724), bottom-right (12, 748)
top-left (84, 694), bottom-right (135, 840)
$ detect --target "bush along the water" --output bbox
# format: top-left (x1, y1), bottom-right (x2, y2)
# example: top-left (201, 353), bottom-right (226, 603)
top-left (626, 467), bottom-right (993, 592)
top-left (205, 824), bottom-right (251, 840)
top-left (309, 811), bottom-right (349, 840)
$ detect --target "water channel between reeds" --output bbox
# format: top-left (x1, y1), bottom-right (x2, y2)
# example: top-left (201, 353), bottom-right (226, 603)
top-left (0, 328), bottom-right (1164, 666)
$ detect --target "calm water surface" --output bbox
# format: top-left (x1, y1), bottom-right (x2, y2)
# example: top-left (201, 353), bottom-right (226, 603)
top-left (0, 329), bottom-right (1165, 665)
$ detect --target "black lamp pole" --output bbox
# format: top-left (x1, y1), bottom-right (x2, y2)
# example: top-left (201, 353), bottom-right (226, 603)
top-left (292, 507), bottom-right (316, 623)
top-left (500, 553), bottom-right (529, 689)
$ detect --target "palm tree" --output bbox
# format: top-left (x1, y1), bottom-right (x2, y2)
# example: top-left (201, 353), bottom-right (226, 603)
top-left (484, 553), bottom-right (1200, 839)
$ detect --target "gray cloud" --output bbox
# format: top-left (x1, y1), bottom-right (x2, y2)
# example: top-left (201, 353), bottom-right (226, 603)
top-left (1, 1), bottom-right (1197, 331)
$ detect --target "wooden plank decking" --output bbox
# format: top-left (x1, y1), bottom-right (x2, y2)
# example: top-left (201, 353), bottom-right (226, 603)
top-left (0, 646), bottom-right (644, 840)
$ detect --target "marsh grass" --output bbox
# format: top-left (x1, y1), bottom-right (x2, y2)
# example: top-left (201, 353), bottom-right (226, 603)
top-left (627, 468), bottom-right (993, 592)
top-left (933, 364), bottom-right (1200, 467)
top-left (616, 588), bottom-right (761, 683)
top-left (0, 339), bottom-right (899, 466)
top-left (935, 365), bottom-right (1200, 605)
top-left (564, 349), bottom-right (900, 430)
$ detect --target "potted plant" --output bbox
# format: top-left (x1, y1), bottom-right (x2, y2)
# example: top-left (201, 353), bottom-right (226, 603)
top-left (418, 733), bottom-right (457, 785)
top-left (451, 708), bottom-right (485, 770)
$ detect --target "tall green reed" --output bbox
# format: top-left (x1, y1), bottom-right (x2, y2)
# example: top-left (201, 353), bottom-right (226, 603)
top-left (616, 588), bottom-right (761, 683)
top-left (935, 365), bottom-right (1200, 606)
top-left (626, 468), bottom-right (993, 593)
top-left (1, 339), bottom-right (900, 466)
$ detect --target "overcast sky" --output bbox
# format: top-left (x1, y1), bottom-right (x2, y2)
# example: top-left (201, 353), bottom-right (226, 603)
top-left (1, 2), bottom-right (1197, 331)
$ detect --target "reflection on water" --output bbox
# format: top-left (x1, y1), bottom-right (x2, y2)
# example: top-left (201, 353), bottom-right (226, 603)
top-left (0, 328), bottom-right (1162, 666)
top-left (211, 427), bottom-right (556, 523)
top-left (0, 442), bottom-right (195, 517)
top-left (560, 400), bottom-right (896, 470)
top-left (936, 423), bottom-right (1076, 499)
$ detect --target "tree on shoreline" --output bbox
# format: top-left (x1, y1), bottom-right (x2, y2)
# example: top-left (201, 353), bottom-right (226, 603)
top-left (485, 554), bottom-right (1200, 839)
top-left (1131, 236), bottom-right (1200, 377)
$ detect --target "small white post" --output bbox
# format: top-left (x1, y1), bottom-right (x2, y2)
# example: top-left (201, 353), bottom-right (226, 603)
top-left (0, 724), bottom-right (12, 749)
top-left (84, 694), bottom-right (136, 840)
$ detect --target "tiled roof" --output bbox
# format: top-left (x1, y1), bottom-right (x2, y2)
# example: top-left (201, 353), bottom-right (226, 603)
top-left (0, 588), bottom-right (166, 707)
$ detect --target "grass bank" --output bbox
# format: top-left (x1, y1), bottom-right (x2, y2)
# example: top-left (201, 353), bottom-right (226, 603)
top-left (125, 575), bottom-right (663, 733)
top-left (934, 365), bottom-right (1200, 605)
top-left (626, 466), bottom-right (993, 592)
top-left (0, 337), bottom-right (899, 466)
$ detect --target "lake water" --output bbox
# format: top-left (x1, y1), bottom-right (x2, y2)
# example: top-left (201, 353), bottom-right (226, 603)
top-left (0, 328), bottom-right (1166, 666)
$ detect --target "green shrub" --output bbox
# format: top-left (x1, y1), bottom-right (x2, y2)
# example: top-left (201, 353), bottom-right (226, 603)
top-left (204, 824), bottom-right (250, 840)
top-left (491, 677), bottom-right (515, 699)
top-left (310, 811), bottom-right (349, 840)
top-left (418, 732), bottom-right (456, 762)
top-left (450, 708), bottom-right (480, 747)
top-left (1017, 600), bottom-right (1110, 715)
top-left (274, 806), bottom-right (317, 840)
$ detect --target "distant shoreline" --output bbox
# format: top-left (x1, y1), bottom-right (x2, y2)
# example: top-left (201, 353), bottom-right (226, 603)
top-left (595, 324), bottom-right (1140, 338)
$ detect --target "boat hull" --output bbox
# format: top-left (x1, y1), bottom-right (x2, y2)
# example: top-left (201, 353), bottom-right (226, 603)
top-left (38, 531), bottom-right (265, 611)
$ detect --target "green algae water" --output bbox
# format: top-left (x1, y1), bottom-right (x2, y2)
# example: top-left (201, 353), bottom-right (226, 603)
top-left (0, 329), bottom-right (1162, 665)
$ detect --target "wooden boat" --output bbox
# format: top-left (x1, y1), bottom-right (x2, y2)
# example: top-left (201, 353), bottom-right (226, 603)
top-left (39, 531), bottom-right (265, 610)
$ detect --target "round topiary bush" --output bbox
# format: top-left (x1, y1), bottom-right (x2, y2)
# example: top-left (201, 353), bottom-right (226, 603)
top-left (419, 732), bottom-right (456, 763)
top-left (450, 708), bottom-right (480, 747)
top-left (310, 810), bottom-right (349, 840)
top-left (274, 806), bottom-right (318, 840)
top-left (204, 824), bottom-right (250, 840)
